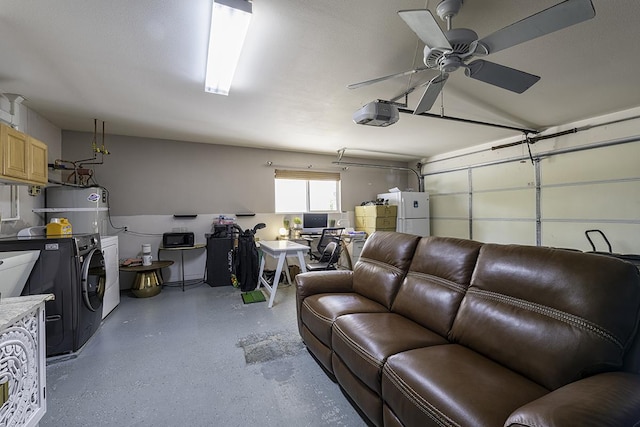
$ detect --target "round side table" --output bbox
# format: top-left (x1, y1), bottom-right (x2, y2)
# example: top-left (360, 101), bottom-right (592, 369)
top-left (119, 260), bottom-right (174, 298)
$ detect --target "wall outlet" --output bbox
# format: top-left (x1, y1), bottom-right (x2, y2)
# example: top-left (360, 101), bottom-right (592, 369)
top-left (28, 185), bottom-right (42, 196)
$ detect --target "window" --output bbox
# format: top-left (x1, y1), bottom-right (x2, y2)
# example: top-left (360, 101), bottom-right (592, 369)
top-left (274, 169), bottom-right (340, 213)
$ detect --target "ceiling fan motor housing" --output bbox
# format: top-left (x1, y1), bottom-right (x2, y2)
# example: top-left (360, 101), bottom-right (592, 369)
top-left (423, 28), bottom-right (478, 71)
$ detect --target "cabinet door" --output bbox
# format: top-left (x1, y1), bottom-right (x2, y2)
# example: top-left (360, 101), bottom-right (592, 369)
top-left (28, 137), bottom-right (48, 184)
top-left (2, 125), bottom-right (29, 180)
top-left (0, 304), bottom-right (47, 426)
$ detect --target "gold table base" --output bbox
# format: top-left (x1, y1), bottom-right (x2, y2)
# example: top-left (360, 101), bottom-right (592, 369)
top-left (131, 271), bottom-right (163, 298)
top-left (119, 260), bottom-right (174, 298)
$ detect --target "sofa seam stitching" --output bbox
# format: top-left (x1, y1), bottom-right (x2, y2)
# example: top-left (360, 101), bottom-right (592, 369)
top-left (468, 288), bottom-right (624, 349)
top-left (359, 257), bottom-right (404, 276)
top-left (333, 323), bottom-right (382, 369)
top-left (302, 300), bottom-right (333, 324)
top-left (406, 271), bottom-right (467, 293)
top-left (383, 364), bottom-right (459, 427)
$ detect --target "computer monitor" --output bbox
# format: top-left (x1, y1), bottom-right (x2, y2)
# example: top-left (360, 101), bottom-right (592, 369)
top-left (302, 213), bottom-right (328, 234)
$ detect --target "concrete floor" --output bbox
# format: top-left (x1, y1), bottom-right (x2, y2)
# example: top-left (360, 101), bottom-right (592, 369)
top-left (41, 282), bottom-right (366, 426)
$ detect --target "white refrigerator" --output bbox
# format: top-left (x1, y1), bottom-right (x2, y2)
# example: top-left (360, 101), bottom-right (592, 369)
top-left (377, 191), bottom-right (430, 236)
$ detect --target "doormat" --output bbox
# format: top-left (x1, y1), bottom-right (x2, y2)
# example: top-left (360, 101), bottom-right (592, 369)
top-left (242, 290), bottom-right (266, 304)
top-left (237, 330), bottom-right (305, 364)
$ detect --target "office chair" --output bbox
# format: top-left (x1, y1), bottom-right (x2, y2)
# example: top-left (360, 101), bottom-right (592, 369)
top-left (306, 241), bottom-right (340, 271)
top-left (309, 227), bottom-right (344, 260)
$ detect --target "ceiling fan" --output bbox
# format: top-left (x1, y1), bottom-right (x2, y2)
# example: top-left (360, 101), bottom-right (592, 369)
top-left (348, 0), bottom-right (596, 115)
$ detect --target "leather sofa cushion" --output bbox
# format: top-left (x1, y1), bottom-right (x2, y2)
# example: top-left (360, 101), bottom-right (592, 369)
top-left (382, 344), bottom-right (548, 427)
top-left (332, 354), bottom-right (384, 426)
top-left (382, 404), bottom-right (404, 427)
top-left (300, 293), bottom-right (388, 347)
top-left (392, 237), bottom-right (482, 337)
top-left (352, 232), bottom-right (420, 308)
top-left (505, 372), bottom-right (640, 426)
top-left (332, 313), bottom-right (448, 393)
top-left (451, 244), bottom-right (640, 390)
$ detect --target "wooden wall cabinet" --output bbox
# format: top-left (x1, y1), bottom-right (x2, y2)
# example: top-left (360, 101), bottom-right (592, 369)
top-left (0, 123), bottom-right (48, 185)
top-left (2, 124), bottom-right (28, 180)
top-left (28, 137), bottom-right (48, 184)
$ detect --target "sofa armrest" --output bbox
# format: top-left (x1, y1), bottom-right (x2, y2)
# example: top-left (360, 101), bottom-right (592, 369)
top-left (505, 372), bottom-right (640, 427)
top-left (295, 270), bottom-right (354, 299)
top-left (295, 270), bottom-right (354, 336)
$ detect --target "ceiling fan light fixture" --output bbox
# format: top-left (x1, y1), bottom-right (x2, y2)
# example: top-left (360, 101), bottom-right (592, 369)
top-left (205, 0), bottom-right (252, 96)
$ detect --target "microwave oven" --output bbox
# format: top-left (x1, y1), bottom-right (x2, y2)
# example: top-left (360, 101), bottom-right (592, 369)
top-left (162, 232), bottom-right (195, 248)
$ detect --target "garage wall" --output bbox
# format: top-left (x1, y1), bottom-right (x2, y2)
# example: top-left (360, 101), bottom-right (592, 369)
top-left (61, 131), bottom-right (414, 276)
top-left (423, 106), bottom-right (640, 253)
top-left (61, 131), bottom-right (412, 216)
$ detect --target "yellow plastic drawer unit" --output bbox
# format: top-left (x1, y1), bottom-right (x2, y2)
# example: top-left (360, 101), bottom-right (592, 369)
top-left (355, 216), bottom-right (397, 229)
top-left (355, 205), bottom-right (397, 218)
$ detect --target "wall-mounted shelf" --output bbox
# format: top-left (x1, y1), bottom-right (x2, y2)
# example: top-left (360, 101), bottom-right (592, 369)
top-left (33, 207), bottom-right (109, 213)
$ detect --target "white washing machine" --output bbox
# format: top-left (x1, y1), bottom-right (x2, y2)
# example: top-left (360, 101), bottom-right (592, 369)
top-left (101, 235), bottom-right (120, 319)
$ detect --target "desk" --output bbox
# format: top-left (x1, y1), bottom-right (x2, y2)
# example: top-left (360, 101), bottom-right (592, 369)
top-left (158, 244), bottom-right (206, 291)
top-left (119, 260), bottom-right (174, 298)
top-left (257, 240), bottom-right (309, 308)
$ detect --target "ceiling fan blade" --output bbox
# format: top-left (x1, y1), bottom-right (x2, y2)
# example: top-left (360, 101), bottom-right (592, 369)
top-left (414, 74), bottom-right (449, 115)
top-left (347, 67), bottom-right (430, 89)
top-left (398, 9), bottom-right (451, 50)
top-left (465, 60), bottom-right (540, 93)
top-left (478, 0), bottom-right (595, 54)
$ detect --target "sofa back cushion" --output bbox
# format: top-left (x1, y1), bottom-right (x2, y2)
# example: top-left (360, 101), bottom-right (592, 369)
top-left (391, 237), bottom-right (483, 337)
top-left (451, 244), bottom-right (640, 390)
top-left (352, 231), bottom-right (420, 309)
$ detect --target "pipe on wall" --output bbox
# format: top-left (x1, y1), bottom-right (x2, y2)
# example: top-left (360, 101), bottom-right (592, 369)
top-left (332, 161), bottom-right (424, 192)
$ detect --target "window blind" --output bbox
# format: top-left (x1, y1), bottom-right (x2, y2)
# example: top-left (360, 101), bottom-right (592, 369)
top-left (274, 169), bottom-right (340, 181)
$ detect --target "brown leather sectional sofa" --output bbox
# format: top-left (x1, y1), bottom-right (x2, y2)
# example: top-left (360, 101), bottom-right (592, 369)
top-left (295, 231), bottom-right (640, 426)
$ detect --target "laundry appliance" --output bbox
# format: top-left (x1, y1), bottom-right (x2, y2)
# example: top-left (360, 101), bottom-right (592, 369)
top-left (0, 234), bottom-right (105, 356)
top-left (377, 191), bottom-right (430, 237)
top-left (44, 185), bottom-right (120, 318)
top-left (100, 235), bottom-right (119, 319)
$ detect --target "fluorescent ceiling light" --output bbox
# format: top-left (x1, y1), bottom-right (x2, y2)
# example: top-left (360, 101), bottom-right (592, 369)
top-left (205, 0), bottom-right (252, 95)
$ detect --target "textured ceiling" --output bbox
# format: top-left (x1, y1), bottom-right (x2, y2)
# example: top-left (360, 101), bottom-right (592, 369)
top-left (0, 0), bottom-right (639, 160)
